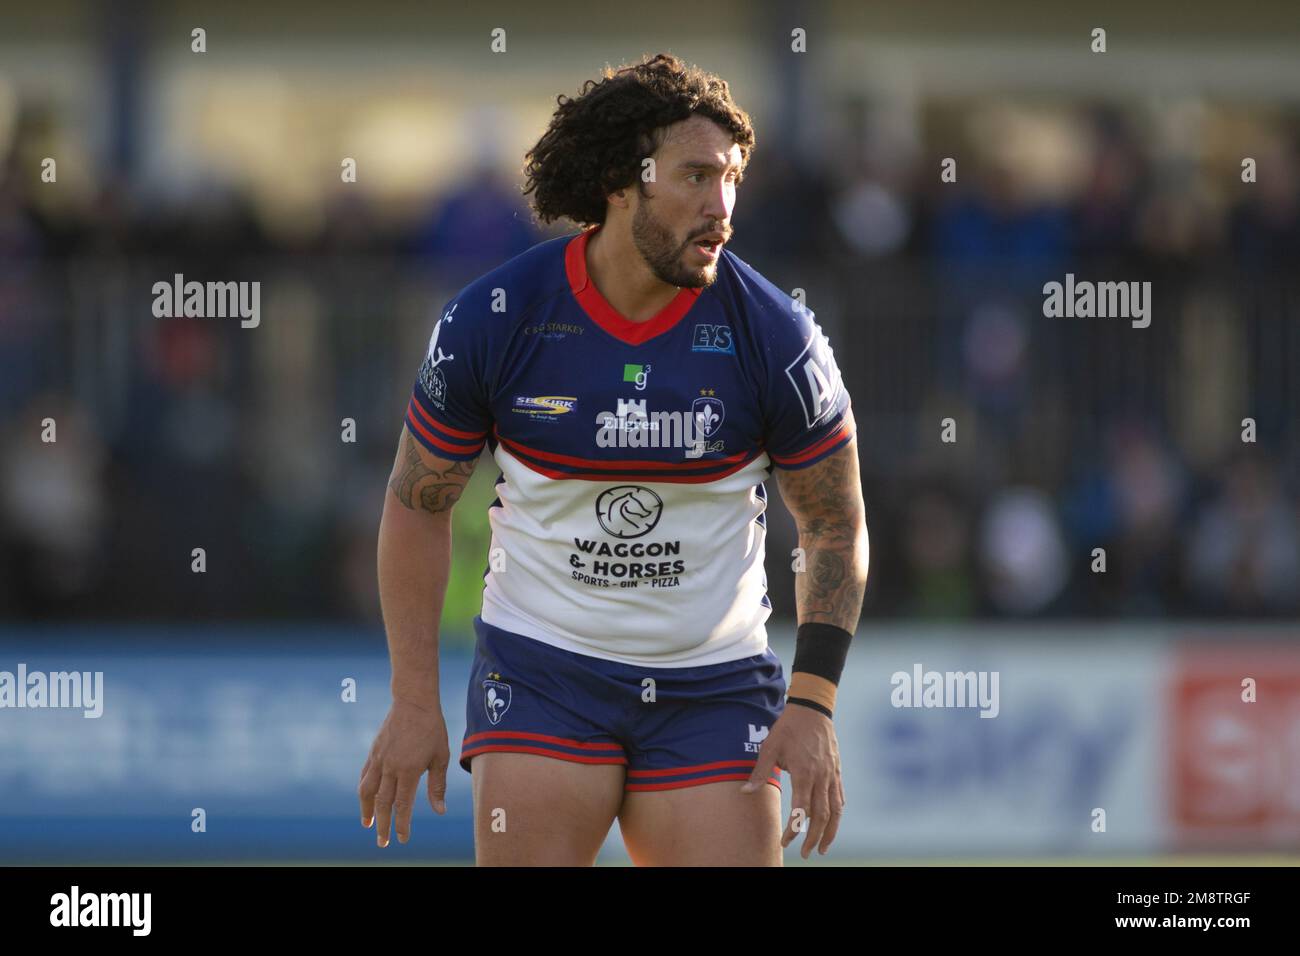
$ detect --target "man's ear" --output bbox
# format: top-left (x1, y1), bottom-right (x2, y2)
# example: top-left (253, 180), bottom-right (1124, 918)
top-left (607, 185), bottom-right (633, 211)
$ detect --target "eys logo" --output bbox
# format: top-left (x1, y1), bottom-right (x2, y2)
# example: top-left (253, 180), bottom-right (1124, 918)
top-left (595, 485), bottom-right (664, 539)
top-left (692, 323), bottom-right (734, 354)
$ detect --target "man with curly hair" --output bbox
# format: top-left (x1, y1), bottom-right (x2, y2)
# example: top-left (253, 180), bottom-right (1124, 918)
top-left (359, 53), bottom-right (868, 866)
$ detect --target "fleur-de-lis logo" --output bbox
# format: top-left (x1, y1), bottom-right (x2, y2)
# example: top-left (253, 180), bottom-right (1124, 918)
top-left (483, 678), bottom-right (511, 724)
top-left (691, 393), bottom-right (725, 438)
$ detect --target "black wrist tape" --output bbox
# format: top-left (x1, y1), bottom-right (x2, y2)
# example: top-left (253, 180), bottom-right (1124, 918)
top-left (786, 696), bottom-right (833, 719)
top-left (791, 622), bottom-right (853, 686)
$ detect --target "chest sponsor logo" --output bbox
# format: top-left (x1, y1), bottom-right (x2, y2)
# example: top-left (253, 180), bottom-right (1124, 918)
top-left (692, 323), bottom-right (735, 354)
top-left (623, 363), bottom-right (652, 391)
top-left (523, 320), bottom-right (584, 340)
top-left (567, 485), bottom-right (683, 590)
top-left (512, 395), bottom-right (577, 419)
top-left (594, 391), bottom-right (727, 457)
top-left (595, 485), bottom-right (663, 538)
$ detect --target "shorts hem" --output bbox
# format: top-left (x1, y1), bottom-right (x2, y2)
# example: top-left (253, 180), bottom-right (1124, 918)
top-left (624, 773), bottom-right (782, 792)
top-left (624, 760), bottom-right (782, 792)
top-left (460, 744), bottom-right (629, 773)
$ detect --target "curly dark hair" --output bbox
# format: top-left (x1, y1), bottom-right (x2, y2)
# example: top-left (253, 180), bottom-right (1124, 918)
top-left (522, 53), bottom-right (755, 228)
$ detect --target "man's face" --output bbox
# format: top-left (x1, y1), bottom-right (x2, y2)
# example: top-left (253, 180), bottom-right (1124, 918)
top-left (629, 115), bottom-right (742, 288)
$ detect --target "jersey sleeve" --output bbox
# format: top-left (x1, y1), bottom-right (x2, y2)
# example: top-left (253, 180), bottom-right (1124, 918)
top-left (761, 305), bottom-right (854, 470)
top-left (403, 299), bottom-right (492, 460)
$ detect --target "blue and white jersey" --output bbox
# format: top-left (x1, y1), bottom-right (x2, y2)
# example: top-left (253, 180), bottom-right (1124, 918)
top-left (405, 226), bottom-right (853, 666)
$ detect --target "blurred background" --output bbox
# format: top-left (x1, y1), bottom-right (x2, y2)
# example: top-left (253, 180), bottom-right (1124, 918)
top-left (0, 0), bottom-right (1297, 863)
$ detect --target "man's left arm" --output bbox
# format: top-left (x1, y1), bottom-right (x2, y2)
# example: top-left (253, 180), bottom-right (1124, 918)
top-left (781, 429), bottom-right (869, 636)
top-left (742, 427), bottom-right (869, 859)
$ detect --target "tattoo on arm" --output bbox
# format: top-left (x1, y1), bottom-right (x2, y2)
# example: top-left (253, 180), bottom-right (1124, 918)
top-left (776, 443), bottom-right (868, 632)
top-left (388, 431), bottom-right (476, 515)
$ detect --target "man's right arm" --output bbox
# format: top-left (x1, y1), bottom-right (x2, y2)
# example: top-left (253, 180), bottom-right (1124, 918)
top-left (364, 292), bottom-right (490, 845)
top-left (377, 423), bottom-right (479, 710)
top-left (361, 423), bottom-right (480, 845)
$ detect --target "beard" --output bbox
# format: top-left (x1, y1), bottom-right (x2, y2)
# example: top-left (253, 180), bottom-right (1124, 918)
top-left (631, 198), bottom-right (720, 289)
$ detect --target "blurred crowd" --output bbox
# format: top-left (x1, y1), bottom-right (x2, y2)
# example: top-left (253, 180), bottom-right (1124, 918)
top-left (1, 101), bottom-right (1297, 631)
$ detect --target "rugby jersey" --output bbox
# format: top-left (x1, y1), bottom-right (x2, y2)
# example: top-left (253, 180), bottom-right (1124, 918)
top-left (404, 225), bottom-right (853, 666)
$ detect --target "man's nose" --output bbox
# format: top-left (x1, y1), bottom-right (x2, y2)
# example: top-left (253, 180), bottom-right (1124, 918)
top-left (703, 182), bottom-right (732, 224)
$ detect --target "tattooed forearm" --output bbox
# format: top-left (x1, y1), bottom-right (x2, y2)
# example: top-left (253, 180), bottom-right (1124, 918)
top-left (388, 430), bottom-right (476, 515)
top-left (810, 548), bottom-right (848, 600)
top-left (776, 439), bottom-right (869, 632)
top-left (796, 534), bottom-right (863, 628)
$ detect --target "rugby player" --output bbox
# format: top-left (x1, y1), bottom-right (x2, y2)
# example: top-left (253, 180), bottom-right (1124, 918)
top-left (358, 52), bottom-right (869, 865)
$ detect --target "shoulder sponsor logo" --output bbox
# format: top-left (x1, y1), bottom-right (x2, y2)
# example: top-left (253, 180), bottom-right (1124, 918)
top-left (784, 327), bottom-right (844, 429)
top-left (418, 303), bottom-right (458, 411)
top-left (692, 323), bottom-right (734, 353)
top-left (419, 362), bottom-right (447, 408)
top-left (426, 303), bottom-right (457, 369)
top-left (512, 395), bottom-right (577, 418)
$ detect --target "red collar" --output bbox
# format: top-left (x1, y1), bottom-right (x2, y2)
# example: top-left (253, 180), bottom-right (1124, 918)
top-left (564, 226), bottom-right (703, 346)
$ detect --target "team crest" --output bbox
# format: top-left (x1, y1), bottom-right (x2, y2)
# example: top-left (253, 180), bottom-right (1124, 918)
top-left (483, 678), bottom-right (512, 725)
top-left (691, 393), bottom-right (725, 438)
